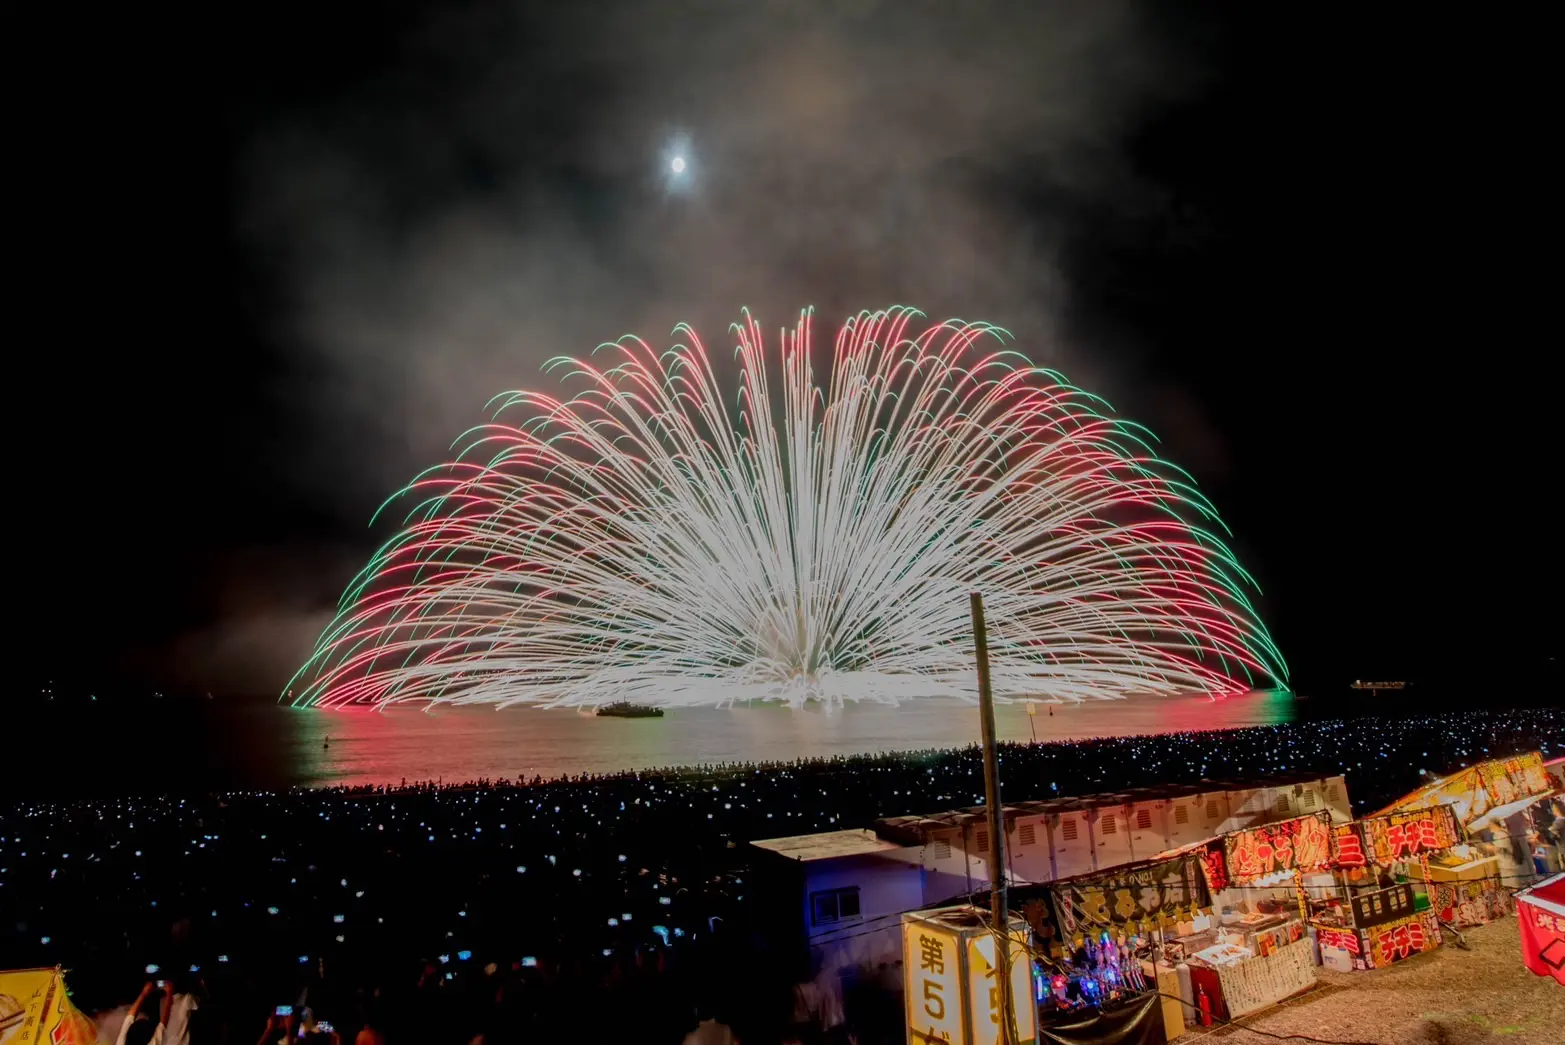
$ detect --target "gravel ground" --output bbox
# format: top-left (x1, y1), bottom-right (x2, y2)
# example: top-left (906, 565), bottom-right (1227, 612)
top-left (1180, 917), bottom-right (1562, 1045)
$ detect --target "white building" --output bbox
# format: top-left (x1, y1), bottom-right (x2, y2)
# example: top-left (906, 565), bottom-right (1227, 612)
top-left (751, 829), bottom-right (928, 975)
top-left (878, 772), bottom-right (1352, 896)
top-left (751, 772), bottom-right (1352, 976)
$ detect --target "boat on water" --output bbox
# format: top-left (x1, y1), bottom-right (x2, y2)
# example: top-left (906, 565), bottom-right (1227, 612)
top-left (595, 701), bottom-right (664, 719)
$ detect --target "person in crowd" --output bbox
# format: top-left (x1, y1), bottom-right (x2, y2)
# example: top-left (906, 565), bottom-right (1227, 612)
top-left (116, 982), bottom-right (173, 1045)
top-left (159, 973), bottom-right (202, 1045)
top-left (295, 1007), bottom-right (342, 1045)
top-left (1530, 831), bottom-right (1552, 877)
top-left (256, 1010), bottom-right (294, 1045)
top-left (1, 707), bottom-right (1558, 1043)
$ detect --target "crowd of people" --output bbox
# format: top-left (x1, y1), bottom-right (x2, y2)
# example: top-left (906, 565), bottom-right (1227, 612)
top-left (2, 706), bottom-right (1558, 1043)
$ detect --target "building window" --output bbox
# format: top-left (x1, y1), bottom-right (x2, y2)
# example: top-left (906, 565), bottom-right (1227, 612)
top-left (931, 839), bottom-right (952, 860)
top-left (1302, 791), bottom-right (1317, 809)
top-left (810, 887), bottom-right (861, 926)
top-left (1061, 819), bottom-right (1078, 841)
top-left (974, 830), bottom-right (988, 853)
top-left (1100, 814), bottom-right (1117, 835)
top-left (1327, 784), bottom-right (1341, 804)
top-left (1018, 823), bottom-right (1036, 847)
top-left (1136, 808), bottom-right (1153, 831)
top-left (1275, 794), bottom-right (1291, 814)
top-left (1174, 806), bottom-right (1190, 825)
top-left (1205, 800), bottom-right (1220, 821)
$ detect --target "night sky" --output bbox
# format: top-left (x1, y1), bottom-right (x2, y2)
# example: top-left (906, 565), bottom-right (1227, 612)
top-left (19, 2), bottom-right (1556, 699)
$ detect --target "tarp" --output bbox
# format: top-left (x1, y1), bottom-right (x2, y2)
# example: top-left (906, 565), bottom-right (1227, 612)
top-left (1515, 872), bottom-right (1565, 985)
top-left (1038, 992), bottom-right (1167, 1045)
top-left (1375, 752), bottom-right (1554, 826)
top-left (0, 967), bottom-right (99, 1044)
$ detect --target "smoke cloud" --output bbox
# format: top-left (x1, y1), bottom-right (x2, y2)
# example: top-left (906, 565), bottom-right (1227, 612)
top-left (244, 0), bottom-right (1198, 498)
top-left (206, 0), bottom-right (1208, 690)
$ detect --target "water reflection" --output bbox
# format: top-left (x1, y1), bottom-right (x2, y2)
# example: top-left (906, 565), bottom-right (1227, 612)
top-left (279, 690), bottom-right (1295, 788)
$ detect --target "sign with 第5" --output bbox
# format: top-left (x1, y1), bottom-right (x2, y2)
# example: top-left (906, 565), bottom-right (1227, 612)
top-left (903, 917), bottom-right (964, 1043)
top-left (903, 906), bottom-right (1038, 1045)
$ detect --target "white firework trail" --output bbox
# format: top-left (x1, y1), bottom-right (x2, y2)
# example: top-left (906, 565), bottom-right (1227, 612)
top-left (288, 307), bottom-right (1286, 709)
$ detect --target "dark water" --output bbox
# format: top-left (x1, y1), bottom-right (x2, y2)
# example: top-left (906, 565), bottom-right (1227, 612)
top-left (18, 690), bottom-right (1297, 795)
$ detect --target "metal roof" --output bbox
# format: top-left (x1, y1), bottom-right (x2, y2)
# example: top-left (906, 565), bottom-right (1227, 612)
top-left (874, 770), bottom-right (1339, 844)
top-left (750, 828), bottom-right (907, 861)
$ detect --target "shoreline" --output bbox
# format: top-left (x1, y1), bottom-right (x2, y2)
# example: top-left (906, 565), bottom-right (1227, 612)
top-left (13, 705), bottom-right (1560, 812)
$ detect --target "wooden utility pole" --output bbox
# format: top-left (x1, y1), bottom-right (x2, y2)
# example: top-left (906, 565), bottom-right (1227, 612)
top-left (969, 592), bottom-right (1015, 1045)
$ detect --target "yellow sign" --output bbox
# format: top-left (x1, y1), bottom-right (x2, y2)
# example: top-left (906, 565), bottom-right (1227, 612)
top-left (0, 968), bottom-right (99, 1045)
top-left (966, 931), bottom-right (1037, 1045)
top-left (1378, 751), bottom-right (1553, 826)
top-left (904, 907), bottom-right (1037, 1045)
top-left (903, 919), bottom-right (964, 1043)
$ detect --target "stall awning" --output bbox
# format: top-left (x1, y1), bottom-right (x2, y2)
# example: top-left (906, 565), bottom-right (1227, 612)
top-left (1516, 873), bottom-right (1565, 985)
top-left (1463, 792), bottom-right (1561, 834)
top-left (1374, 752), bottom-right (1554, 828)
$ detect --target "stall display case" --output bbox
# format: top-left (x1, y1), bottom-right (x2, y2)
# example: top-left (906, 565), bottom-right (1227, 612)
top-left (1410, 849), bottom-right (1510, 927)
top-left (1309, 883), bottom-right (1441, 971)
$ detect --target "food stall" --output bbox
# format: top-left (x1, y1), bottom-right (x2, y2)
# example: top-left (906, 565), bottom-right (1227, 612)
top-left (1173, 814), bottom-right (1329, 1019)
top-left (1303, 805), bottom-right (1459, 969)
top-left (1420, 848), bottom-right (1510, 927)
top-left (1514, 872), bottom-right (1565, 985)
top-left (1021, 851), bottom-right (1213, 1040)
top-left (1362, 803), bottom-right (1506, 928)
top-left (1374, 752), bottom-right (1557, 891)
top-left (1307, 878), bottom-right (1440, 971)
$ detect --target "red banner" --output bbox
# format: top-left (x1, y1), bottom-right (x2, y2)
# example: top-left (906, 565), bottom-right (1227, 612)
top-left (1198, 840), bottom-right (1230, 894)
top-left (1223, 812), bottom-right (1334, 884)
top-left (1330, 823), bottom-right (1366, 868)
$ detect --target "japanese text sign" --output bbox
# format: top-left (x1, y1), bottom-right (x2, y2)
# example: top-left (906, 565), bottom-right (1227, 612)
top-left (1362, 805), bottom-right (1459, 865)
top-left (1366, 912), bottom-right (1439, 968)
top-left (1330, 822), bottom-right (1366, 868)
top-left (903, 919), bottom-right (963, 1043)
top-left (0, 968), bottom-right (97, 1045)
top-left (1223, 812), bottom-right (1333, 884)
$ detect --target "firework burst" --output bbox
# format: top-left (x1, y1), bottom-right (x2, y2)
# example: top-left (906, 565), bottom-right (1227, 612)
top-left (288, 307), bottom-right (1285, 709)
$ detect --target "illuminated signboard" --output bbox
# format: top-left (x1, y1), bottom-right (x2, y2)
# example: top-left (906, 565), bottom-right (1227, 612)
top-left (1330, 822), bottom-right (1366, 868)
top-left (966, 929), bottom-right (1037, 1045)
top-left (903, 914), bottom-right (964, 1044)
top-left (1055, 852), bottom-right (1211, 937)
top-left (0, 968), bottom-right (98, 1045)
top-left (1479, 752), bottom-right (1551, 807)
top-left (1365, 911), bottom-right (1441, 968)
top-left (1380, 751), bottom-right (1552, 826)
top-left (1350, 884), bottom-right (1416, 929)
top-left (1223, 812), bottom-right (1333, 884)
top-left (1361, 804), bottom-right (1459, 865)
top-left (903, 907), bottom-right (1038, 1045)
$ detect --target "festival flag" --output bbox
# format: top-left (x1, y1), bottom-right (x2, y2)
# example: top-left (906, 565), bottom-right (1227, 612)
top-left (0, 968), bottom-right (99, 1045)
